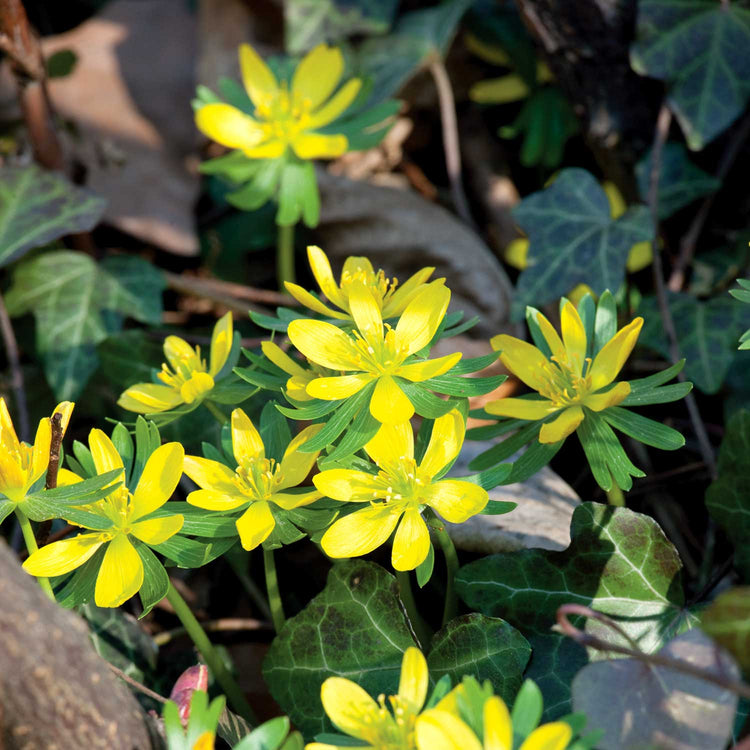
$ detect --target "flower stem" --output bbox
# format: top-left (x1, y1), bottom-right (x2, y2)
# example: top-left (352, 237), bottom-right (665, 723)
top-left (203, 400), bottom-right (228, 425)
top-left (262, 546), bottom-right (286, 633)
top-left (606, 478), bottom-right (625, 507)
top-left (16, 509), bottom-right (54, 600)
top-left (165, 581), bottom-right (256, 724)
top-left (276, 222), bottom-right (296, 289)
top-left (427, 511), bottom-right (460, 626)
top-left (395, 570), bottom-right (432, 649)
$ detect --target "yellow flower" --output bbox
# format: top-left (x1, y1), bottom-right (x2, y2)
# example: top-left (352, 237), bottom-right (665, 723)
top-left (486, 300), bottom-right (642, 444)
top-left (195, 44), bottom-right (361, 160)
top-left (183, 408), bottom-right (323, 550)
top-left (118, 313), bottom-right (233, 414)
top-left (287, 281), bottom-right (460, 424)
top-left (416, 695), bottom-right (572, 750)
top-left (23, 430), bottom-right (184, 607)
top-left (285, 246), bottom-right (435, 322)
top-left (306, 647), bottom-right (428, 750)
top-left (0, 398), bottom-right (74, 505)
top-left (315, 410), bottom-right (488, 571)
top-left (261, 340), bottom-right (330, 402)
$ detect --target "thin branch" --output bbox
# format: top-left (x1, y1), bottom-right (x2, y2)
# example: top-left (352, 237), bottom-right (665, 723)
top-left (35, 411), bottom-right (64, 547)
top-left (428, 56), bottom-right (475, 227)
top-left (557, 604), bottom-right (750, 699)
top-left (107, 663), bottom-right (167, 704)
top-left (647, 104), bottom-right (717, 479)
top-left (0, 291), bottom-right (29, 442)
top-left (153, 617), bottom-right (271, 647)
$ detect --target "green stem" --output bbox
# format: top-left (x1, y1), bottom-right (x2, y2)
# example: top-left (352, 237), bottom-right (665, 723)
top-left (429, 513), bottom-right (459, 626)
top-left (606, 476), bottom-right (625, 507)
top-left (16, 509), bottom-right (54, 600)
top-left (263, 546), bottom-right (286, 633)
top-left (165, 581), bottom-right (257, 724)
top-left (396, 570), bottom-right (432, 649)
top-left (276, 222), bottom-right (296, 289)
top-left (227, 552), bottom-right (273, 622)
top-left (203, 400), bottom-right (228, 425)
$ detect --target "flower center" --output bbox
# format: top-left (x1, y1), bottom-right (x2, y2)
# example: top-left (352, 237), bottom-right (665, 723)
top-left (100, 485), bottom-right (134, 530)
top-left (536, 352), bottom-right (593, 407)
top-left (367, 457), bottom-right (430, 511)
top-left (233, 456), bottom-right (282, 500)
top-left (349, 325), bottom-right (409, 376)
top-left (157, 345), bottom-right (209, 389)
top-left (254, 83), bottom-right (314, 143)
top-left (340, 268), bottom-right (398, 312)
top-left (355, 694), bottom-right (417, 750)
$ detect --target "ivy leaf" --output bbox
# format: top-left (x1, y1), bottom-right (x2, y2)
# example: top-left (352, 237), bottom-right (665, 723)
top-left (636, 142), bottom-right (720, 219)
top-left (700, 587), bottom-right (750, 670)
top-left (5, 250), bottom-right (165, 399)
top-left (262, 560), bottom-right (417, 737)
top-left (0, 164), bottom-right (106, 268)
top-left (512, 169), bottom-right (653, 318)
top-left (456, 502), bottom-right (691, 718)
top-left (631, 0), bottom-right (750, 151)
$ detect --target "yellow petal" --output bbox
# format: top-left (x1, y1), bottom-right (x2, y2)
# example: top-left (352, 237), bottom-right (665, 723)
top-left (539, 406), bottom-right (584, 443)
top-left (231, 408), bottom-right (265, 463)
top-left (535, 312), bottom-right (565, 359)
top-left (131, 514), bottom-right (184, 545)
top-left (117, 383), bottom-right (184, 413)
top-left (626, 241), bottom-right (653, 272)
top-left (261, 341), bottom-right (307, 377)
top-left (180, 372), bottom-right (215, 404)
top-left (235, 500), bottom-right (275, 550)
top-left (183, 455), bottom-right (238, 495)
top-left (391, 508), bottom-right (430, 571)
top-left (419, 409), bottom-right (463, 479)
top-left (484, 397), bottom-right (558, 420)
top-left (518, 722), bottom-right (573, 750)
top-left (23, 533), bottom-right (104, 577)
top-left (243, 140), bottom-right (286, 159)
top-left (370, 376), bottom-right (414, 424)
top-left (398, 647), bottom-right (429, 711)
top-left (493, 336), bottom-right (548, 391)
top-left (603, 181), bottom-right (626, 219)
top-left (321, 504), bottom-right (400, 558)
top-left (560, 301), bottom-right (587, 373)
top-left (284, 282), bottom-right (348, 319)
top-left (314, 469), bottom-right (384, 502)
top-left (0, 397), bottom-right (20, 454)
top-left (364, 422), bottom-right (414, 470)
top-left (307, 78), bottom-right (362, 129)
top-left (195, 104), bottom-right (265, 150)
top-left (95, 534), bottom-right (144, 608)
top-left (588, 317), bottom-right (643, 390)
top-left (30, 417), bottom-right (52, 487)
top-left (424, 480), bottom-right (488, 523)
top-left (132, 442), bottom-right (184, 520)
top-left (239, 43), bottom-right (278, 107)
top-left (287, 374), bottom-right (315, 401)
top-left (271, 489), bottom-right (320, 510)
top-left (503, 238), bottom-right (529, 270)
top-left (415, 710), bottom-right (483, 750)
top-left (188, 489), bottom-right (248, 511)
top-left (306, 373), bottom-right (373, 400)
top-left (164, 335), bottom-right (197, 371)
top-left (470, 74), bottom-right (530, 104)
top-left (88, 429), bottom-right (125, 478)
top-left (278, 423), bottom-right (325, 487)
top-left (483, 696), bottom-right (513, 750)
top-left (57, 467), bottom-right (83, 486)
top-left (292, 132), bottom-right (349, 160)
top-left (383, 266), bottom-right (435, 318)
top-left (348, 283), bottom-right (384, 349)
top-left (342, 255), bottom-right (374, 278)
top-left (288, 319), bottom-right (360, 371)
top-left (307, 245), bottom-right (346, 308)
top-left (396, 353), bottom-right (462, 382)
top-left (584, 381), bottom-right (630, 411)
top-left (292, 44), bottom-right (343, 109)
top-left (395, 282), bottom-right (450, 357)
top-left (209, 312), bottom-right (233, 376)
top-left (53, 401), bottom-right (75, 436)
top-left (320, 677), bottom-right (378, 740)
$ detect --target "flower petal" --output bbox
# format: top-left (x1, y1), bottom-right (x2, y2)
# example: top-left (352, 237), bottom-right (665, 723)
top-left (424, 480), bottom-right (488, 523)
top-left (179, 372), bottom-right (215, 404)
top-left (484, 397), bottom-right (558, 420)
top-left (470, 74), bottom-right (530, 103)
top-left (395, 281), bottom-right (450, 357)
top-left (321, 504), bottom-right (400, 558)
top-left (584, 381), bottom-right (630, 411)
top-left (306, 373), bottom-right (373, 401)
top-left (538, 406), bottom-right (584, 444)
top-left (392, 508), bottom-right (430, 571)
top-left (261, 341), bottom-right (308, 377)
top-left (292, 132), bottom-right (348, 160)
top-left (415, 710), bottom-right (483, 750)
top-left (483, 696), bottom-right (513, 750)
top-left (243, 140), bottom-right (286, 159)
top-left (117, 383), bottom-right (184, 413)
top-left (209, 312), bottom-right (233, 376)
top-left (288, 319), bottom-right (360, 371)
top-left (0, 397), bottom-right (20, 453)
top-left (492, 336), bottom-right (548, 391)
top-left (195, 104), bottom-right (264, 150)
top-left (307, 245), bottom-right (347, 308)
top-left (284, 282), bottom-right (348, 319)
top-left (231, 408), bottom-right (265, 463)
top-left (57, 468), bottom-right (83, 486)
top-left (292, 44), bottom-right (343, 109)
top-left (30, 417), bottom-right (52, 487)
top-left (235, 500), bottom-right (275, 550)
top-left (95, 534), bottom-right (144, 608)
top-left (23, 533), bottom-right (104, 577)
top-left (348, 283), bottom-right (384, 350)
top-left (518, 723), bottom-right (573, 750)
top-left (320, 677), bottom-right (379, 740)
top-left (314, 469), bottom-right (383, 503)
top-left (307, 78), bottom-right (362, 129)
top-left (396, 352), bottom-right (461, 382)
top-left (183, 456), bottom-right (239, 494)
top-left (364, 422), bottom-right (413, 470)
top-left (535, 311), bottom-right (565, 358)
top-left (187, 489), bottom-right (248, 511)
top-left (88, 429), bottom-right (125, 478)
top-left (588, 317), bottom-right (643, 390)
top-left (370, 376), bottom-right (414, 424)
top-left (560, 301), bottom-right (587, 373)
top-left (278, 423), bottom-right (325, 487)
top-left (163, 335), bottom-right (197, 371)
top-left (419, 409), bottom-right (464, 479)
top-left (271, 489), bottom-right (320, 510)
top-left (53, 401), bottom-right (75, 436)
top-left (132, 442), bottom-right (184, 520)
top-left (383, 267), bottom-right (435, 318)
top-left (239, 43), bottom-right (278, 107)
top-left (398, 647), bottom-right (429, 711)
top-left (131, 514), bottom-right (184, 545)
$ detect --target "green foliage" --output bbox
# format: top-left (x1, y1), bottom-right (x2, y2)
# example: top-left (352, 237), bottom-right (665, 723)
top-left (730, 278), bottom-right (750, 350)
top-left (700, 587), bottom-right (750, 671)
top-left (0, 164), bottom-right (106, 268)
top-left (631, 0), bottom-right (750, 150)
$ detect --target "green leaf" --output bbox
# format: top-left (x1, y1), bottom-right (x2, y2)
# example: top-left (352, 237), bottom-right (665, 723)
top-left (630, 0), bottom-right (750, 150)
top-left (398, 379), bottom-right (460, 418)
top-left (134, 541), bottom-right (169, 617)
top-left (422, 374), bottom-right (507, 397)
top-left (263, 560), bottom-right (417, 737)
top-left (456, 502), bottom-right (690, 718)
top-left (602, 406), bottom-right (685, 451)
top-left (24, 468), bottom-right (122, 507)
top-left (635, 143), bottom-right (720, 218)
top-left (217, 707), bottom-right (254, 747)
top-left (154, 534), bottom-right (236, 569)
top-left (415, 543), bottom-right (435, 588)
top-left (260, 400), bottom-right (293, 463)
top-left (0, 164), bottom-right (106, 268)
top-left (621, 360), bottom-right (692, 407)
top-left (233, 716), bottom-right (292, 750)
top-left (512, 169), bottom-right (653, 318)
top-left (427, 614), bottom-right (531, 705)
top-left (277, 159), bottom-right (319, 228)
top-left (53, 545), bottom-right (106, 608)
top-left (700, 587), bottom-right (750, 670)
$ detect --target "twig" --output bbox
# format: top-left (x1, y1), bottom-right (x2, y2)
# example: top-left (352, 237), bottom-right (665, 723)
top-left (428, 56), bottom-right (475, 227)
top-left (669, 109), bottom-right (750, 291)
top-left (107, 663), bottom-right (167, 704)
top-left (0, 291), bottom-right (29, 441)
top-left (557, 604), bottom-right (750, 699)
top-left (35, 411), bottom-right (64, 546)
top-left (174, 273), bottom-right (295, 307)
top-left (647, 104), bottom-right (717, 479)
top-left (153, 617), bottom-right (271, 647)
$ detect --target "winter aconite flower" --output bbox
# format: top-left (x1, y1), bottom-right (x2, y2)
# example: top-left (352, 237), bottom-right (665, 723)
top-left (260, 340), bottom-right (329, 402)
top-left (0, 398), bottom-right (73, 506)
top-left (306, 647), bottom-right (428, 750)
top-left (288, 281), bottom-right (460, 424)
top-left (285, 246), bottom-right (435, 322)
top-left (315, 410), bottom-right (487, 570)
top-left (23, 430), bottom-right (184, 607)
top-left (486, 301), bottom-right (642, 443)
top-left (183, 408), bottom-right (323, 550)
top-left (118, 313), bottom-right (233, 414)
top-left (196, 44), bottom-right (361, 160)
